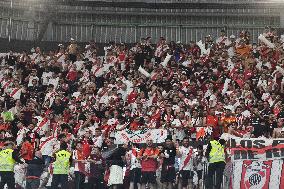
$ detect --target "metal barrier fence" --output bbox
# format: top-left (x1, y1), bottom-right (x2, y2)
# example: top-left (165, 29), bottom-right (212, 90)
top-left (4, 162), bottom-right (231, 189)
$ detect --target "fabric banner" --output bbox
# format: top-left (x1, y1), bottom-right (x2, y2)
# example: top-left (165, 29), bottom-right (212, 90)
top-left (114, 129), bottom-right (167, 144)
top-left (231, 160), bottom-right (284, 189)
top-left (226, 136), bottom-right (284, 161)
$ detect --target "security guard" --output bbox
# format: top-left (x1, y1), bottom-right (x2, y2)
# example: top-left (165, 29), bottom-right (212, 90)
top-left (51, 142), bottom-right (72, 189)
top-left (0, 141), bottom-right (24, 189)
top-left (205, 138), bottom-right (226, 189)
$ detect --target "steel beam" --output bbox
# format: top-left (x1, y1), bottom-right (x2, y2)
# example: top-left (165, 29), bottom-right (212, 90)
top-left (55, 0), bottom-right (284, 9)
top-left (2, 0), bottom-right (284, 9)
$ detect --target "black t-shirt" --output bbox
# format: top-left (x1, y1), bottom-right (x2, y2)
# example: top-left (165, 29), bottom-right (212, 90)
top-left (107, 147), bottom-right (126, 167)
top-left (250, 117), bottom-right (261, 127)
top-left (51, 103), bottom-right (65, 115)
top-left (260, 108), bottom-right (271, 118)
top-left (162, 146), bottom-right (176, 166)
top-left (251, 117), bottom-right (265, 137)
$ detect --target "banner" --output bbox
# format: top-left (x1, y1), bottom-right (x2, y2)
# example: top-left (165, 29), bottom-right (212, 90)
top-left (115, 129), bottom-right (167, 144)
top-left (227, 137), bottom-right (284, 161)
top-left (231, 160), bottom-right (284, 189)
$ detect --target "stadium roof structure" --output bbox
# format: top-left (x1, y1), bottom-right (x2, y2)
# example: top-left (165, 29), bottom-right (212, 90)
top-left (0, 0), bottom-right (283, 43)
top-left (3, 0), bottom-right (284, 9)
top-left (45, 0), bottom-right (282, 9)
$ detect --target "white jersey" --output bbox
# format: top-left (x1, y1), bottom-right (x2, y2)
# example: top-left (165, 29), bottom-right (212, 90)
top-left (16, 128), bottom-right (29, 146)
top-left (179, 146), bottom-right (194, 171)
top-left (40, 137), bottom-right (57, 156)
top-left (127, 148), bottom-right (141, 170)
top-left (93, 136), bottom-right (103, 148)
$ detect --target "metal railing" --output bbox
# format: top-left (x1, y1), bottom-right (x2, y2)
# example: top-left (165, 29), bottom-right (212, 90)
top-left (9, 162), bottom-right (230, 189)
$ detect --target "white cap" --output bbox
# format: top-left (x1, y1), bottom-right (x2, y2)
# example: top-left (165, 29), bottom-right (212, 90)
top-left (230, 35), bottom-right (236, 39)
top-left (70, 38), bottom-right (75, 41)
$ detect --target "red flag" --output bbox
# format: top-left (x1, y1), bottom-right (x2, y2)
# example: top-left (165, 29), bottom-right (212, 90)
top-left (196, 127), bottom-right (205, 140)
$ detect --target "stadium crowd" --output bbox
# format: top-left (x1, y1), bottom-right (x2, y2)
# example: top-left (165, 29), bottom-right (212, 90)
top-left (0, 26), bottom-right (283, 189)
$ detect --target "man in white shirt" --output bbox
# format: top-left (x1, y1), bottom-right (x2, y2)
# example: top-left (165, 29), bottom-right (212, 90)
top-left (176, 137), bottom-right (194, 189)
top-left (16, 122), bottom-right (28, 146)
top-left (172, 115), bottom-right (186, 141)
top-left (39, 131), bottom-right (57, 165)
top-left (128, 143), bottom-right (142, 189)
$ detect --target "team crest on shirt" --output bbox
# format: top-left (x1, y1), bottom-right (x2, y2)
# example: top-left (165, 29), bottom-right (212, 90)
top-left (243, 161), bottom-right (270, 189)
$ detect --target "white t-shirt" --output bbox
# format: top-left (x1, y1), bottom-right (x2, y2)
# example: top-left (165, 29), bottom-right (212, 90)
top-left (179, 146), bottom-right (194, 171)
top-left (42, 72), bottom-right (53, 86)
top-left (48, 77), bottom-right (59, 89)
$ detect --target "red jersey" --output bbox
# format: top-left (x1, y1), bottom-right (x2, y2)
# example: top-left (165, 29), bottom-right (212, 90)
top-left (139, 147), bottom-right (159, 172)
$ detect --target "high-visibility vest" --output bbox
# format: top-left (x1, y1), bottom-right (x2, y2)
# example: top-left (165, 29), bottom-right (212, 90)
top-left (0, 149), bottom-right (16, 172)
top-left (209, 140), bottom-right (225, 163)
top-left (53, 150), bottom-right (71, 175)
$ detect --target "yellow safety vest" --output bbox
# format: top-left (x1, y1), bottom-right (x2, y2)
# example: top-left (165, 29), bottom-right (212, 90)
top-left (53, 150), bottom-right (71, 175)
top-left (0, 149), bottom-right (16, 172)
top-left (209, 140), bottom-right (225, 163)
